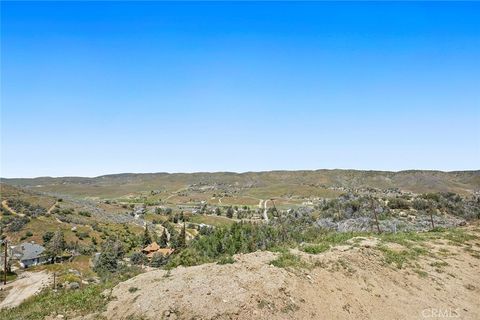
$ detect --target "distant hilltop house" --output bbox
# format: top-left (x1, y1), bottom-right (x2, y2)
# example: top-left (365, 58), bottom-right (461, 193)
top-left (142, 242), bottom-right (174, 259)
top-left (10, 242), bottom-right (48, 268)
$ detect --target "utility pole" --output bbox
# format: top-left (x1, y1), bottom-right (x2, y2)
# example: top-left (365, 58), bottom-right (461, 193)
top-left (429, 208), bottom-right (435, 230)
top-left (3, 239), bottom-right (7, 285)
top-left (271, 199), bottom-right (277, 214)
top-left (371, 198), bottom-right (382, 234)
top-left (183, 221), bottom-right (186, 246)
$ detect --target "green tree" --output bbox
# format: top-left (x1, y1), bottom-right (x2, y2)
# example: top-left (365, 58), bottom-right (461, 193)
top-left (130, 252), bottom-right (147, 265)
top-left (226, 206), bottom-right (234, 219)
top-left (159, 229), bottom-right (168, 247)
top-left (150, 252), bottom-right (167, 267)
top-left (45, 230), bottom-right (65, 262)
top-left (42, 231), bottom-right (54, 245)
top-left (94, 239), bottom-right (124, 274)
top-left (177, 222), bottom-right (186, 249)
top-left (142, 227), bottom-right (152, 247)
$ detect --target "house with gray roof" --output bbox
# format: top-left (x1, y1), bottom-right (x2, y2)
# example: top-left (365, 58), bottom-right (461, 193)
top-left (10, 242), bottom-right (48, 268)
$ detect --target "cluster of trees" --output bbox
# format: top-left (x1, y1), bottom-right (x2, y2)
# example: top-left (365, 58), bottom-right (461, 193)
top-left (1, 215), bottom-right (30, 233)
top-left (93, 238), bottom-right (125, 276)
top-left (212, 205), bottom-right (256, 219)
top-left (316, 195), bottom-right (387, 222)
top-left (315, 192), bottom-right (480, 222)
top-left (422, 192), bottom-right (480, 220)
top-left (129, 251), bottom-right (169, 268)
top-left (50, 206), bottom-right (75, 215)
top-left (154, 207), bottom-right (173, 215)
top-left (168, 214), bottom-right (322, 267)
top-left (141, 221), bottom-right (186, 249)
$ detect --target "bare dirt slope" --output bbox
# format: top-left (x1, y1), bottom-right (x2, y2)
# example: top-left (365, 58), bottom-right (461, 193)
top-left (0, 271), bottom-right (53, 309)
top-left (100, 229), bottom-right (480, 320)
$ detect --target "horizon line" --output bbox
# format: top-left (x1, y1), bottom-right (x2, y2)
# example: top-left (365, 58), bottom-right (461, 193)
top-left (2, 168), bottom-right (479, 180)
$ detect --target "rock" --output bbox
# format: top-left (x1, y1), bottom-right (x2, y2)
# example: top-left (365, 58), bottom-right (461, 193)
top-left (69, 269), bottom-right (81, 276)
top-left (68, 282), bottom-right (80, 290)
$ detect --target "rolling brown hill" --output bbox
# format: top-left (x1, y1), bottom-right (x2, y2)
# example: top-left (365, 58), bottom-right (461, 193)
top-left (2, 170), bottom-right (479, 198)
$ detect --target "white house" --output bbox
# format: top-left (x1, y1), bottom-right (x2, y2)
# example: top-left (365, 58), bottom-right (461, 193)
top-left (10, 242), bottom-right (48, 268)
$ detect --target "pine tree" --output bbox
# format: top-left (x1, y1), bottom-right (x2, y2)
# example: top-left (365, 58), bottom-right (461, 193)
top-left (226, 206), bottom-right (234, 219)
top-left (142, 227), bottom-right (152, 246)
top-left (159, 229), bottom-right (168, 247)
top-left (178, 222), bottom-right (186, 248)
top-left (45, 230), bottom-right (65, 263)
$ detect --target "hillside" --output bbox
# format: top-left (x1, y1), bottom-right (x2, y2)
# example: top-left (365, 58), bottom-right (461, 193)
top-left (101, 228), bottom-right (480, 320)
top-left (1, 171), bottom-right (479, 320)
top-left (3, 169), bottom-right (479, 199)
top-left (5, 224), bottom-right (477, 320)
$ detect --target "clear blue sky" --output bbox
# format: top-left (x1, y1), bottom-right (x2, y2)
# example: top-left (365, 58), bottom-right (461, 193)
top-left (1, 1), bottom-right (479, 178)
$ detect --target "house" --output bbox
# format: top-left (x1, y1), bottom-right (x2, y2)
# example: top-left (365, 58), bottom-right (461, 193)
top-left (142, 242), bottom-right (174, 259)
top-left (10, 242), bottom-right (48, 268)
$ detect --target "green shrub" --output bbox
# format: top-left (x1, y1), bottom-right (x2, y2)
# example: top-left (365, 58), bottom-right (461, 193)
top-left (387, 198), bottom-right (410, 210)
top-left (301, 243), bottom-right (330, 254)
top-left (217, 255), bottom-right (235, 265)
top-left (270, 252), bottom-right (308, 269)
top-left (78, 211), bottom-right (92, 217)
top-left (130, 252), bottom-right (148, 265)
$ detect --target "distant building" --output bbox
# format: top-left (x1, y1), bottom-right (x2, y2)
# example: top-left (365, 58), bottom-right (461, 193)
top-left (10, 242), bottom-right (48, 268)
top-left (142, 242), bottom-right (174, 259)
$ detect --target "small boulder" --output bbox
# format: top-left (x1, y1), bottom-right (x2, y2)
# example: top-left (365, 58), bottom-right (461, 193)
top-left (68, 282), bottom-right (80, 290)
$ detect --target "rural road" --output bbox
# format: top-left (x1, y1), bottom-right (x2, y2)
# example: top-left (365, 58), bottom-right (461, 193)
top-left (262, 199), bottom-right (270, 222)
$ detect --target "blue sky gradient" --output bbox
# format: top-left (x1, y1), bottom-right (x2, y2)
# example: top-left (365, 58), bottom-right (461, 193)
top-left (1, 1), bottom-right (479, 178)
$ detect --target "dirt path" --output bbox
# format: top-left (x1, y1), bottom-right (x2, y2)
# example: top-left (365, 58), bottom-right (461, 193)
top-left (164, 187), bottom-right (187, 203)
top-left (1, 200), bottom-right (25, 217)
top-left (0, 271), bottom-right (53, 309)
top-left (258, 199), bottom-right (263, 208)
top-left (262, 199), bottom-right (270, 221)
top-left (47, 201), bottom-right (58, 214)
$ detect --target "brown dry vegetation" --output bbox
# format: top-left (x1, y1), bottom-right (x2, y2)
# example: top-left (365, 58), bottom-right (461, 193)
top-left (4, 170), bottom-right (479, 199)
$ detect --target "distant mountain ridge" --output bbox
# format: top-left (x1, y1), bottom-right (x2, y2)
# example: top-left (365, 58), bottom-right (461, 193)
top-left (2, 169), bottom-right (479, 198)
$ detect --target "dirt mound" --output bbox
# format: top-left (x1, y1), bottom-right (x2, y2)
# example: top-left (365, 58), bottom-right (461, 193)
top-left (99, 234), bottom-right (480, 320)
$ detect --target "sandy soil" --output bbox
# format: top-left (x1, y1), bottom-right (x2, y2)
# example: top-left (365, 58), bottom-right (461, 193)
top-left (0, 271), bottom-right (53, 309)
top-left (97, 230), bottom-right (480, 320)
